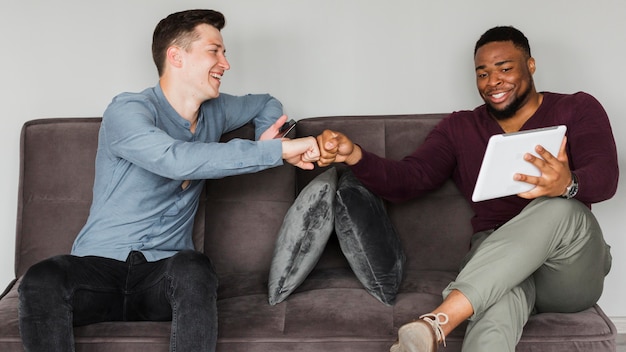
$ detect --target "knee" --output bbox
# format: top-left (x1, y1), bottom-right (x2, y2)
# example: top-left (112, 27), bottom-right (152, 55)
top-left (529, 197), bottom-right (597, 230)
top-left (19, 255), bottom-right (72, 300)
top-left (537, 197), bottom-right (591, 218)
top-left (551, 198), bottom-right (602, 235)
top-left (166, 251), bottom-right (218, 290)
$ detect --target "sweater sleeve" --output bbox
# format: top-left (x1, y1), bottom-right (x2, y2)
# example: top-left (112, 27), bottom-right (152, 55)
top-left (349, 125), bottom-right (457, 203)
top-left (565, 92), bottom-right (619, 203)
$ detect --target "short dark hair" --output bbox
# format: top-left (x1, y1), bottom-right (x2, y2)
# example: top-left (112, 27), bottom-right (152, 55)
top-left (474, 26), bottom-right (531, 58)
top-left (152, 9), bottom-right (226, 76)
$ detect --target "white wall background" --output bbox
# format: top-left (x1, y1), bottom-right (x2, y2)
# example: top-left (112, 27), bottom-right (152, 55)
top-left (1, 0), bottom-right (624, 320)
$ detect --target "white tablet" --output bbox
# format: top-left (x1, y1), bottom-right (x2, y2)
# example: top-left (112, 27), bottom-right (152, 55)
top-left (471, 125), bottom-right (567, 202)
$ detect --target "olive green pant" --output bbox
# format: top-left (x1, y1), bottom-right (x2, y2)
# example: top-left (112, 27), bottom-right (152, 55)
top-left (443, 197), bottom-right (612, 352)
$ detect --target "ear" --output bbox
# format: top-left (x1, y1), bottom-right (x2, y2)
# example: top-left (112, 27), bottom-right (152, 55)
top-left (527, 57), bottom-right (536, 75)
top-left (166, 46), bottom-right (183, 69)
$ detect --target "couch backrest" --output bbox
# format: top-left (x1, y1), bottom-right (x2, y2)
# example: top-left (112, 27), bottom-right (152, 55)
top-left (203, 124), bottom-right (296, 275)
top-left (15, 118), bottom-right (99, 277)
top-left (14, 118), bottom-right (207, 278)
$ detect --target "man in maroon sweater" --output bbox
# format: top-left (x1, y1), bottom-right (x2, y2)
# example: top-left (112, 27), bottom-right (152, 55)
top-left (317, 26), bottom-right (618, 352)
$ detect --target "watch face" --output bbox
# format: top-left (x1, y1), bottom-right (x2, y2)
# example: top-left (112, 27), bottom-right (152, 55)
top-left (566, 177), bottom-right (578, 198)
top-left (570, 184), bottom-right (578, 197)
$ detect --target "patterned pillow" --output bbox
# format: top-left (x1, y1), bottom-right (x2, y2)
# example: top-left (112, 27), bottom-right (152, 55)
top-left (268, 167), bottom-right (338, 305)
top-left (334, 169), bottom-right (405, 305)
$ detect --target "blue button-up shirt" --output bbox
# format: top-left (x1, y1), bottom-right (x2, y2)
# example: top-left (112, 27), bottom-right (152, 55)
top-left (71, 84), bottom-right (284, 261)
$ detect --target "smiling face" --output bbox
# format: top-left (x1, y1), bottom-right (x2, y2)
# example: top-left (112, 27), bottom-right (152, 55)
top-left (176, 23), bottom-right (230, 101)
top-left (474, 41), bottom-right (537, 120)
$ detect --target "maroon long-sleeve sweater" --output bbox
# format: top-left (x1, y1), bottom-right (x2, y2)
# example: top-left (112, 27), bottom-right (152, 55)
top-left (350, 92), bottom-right (619, 233)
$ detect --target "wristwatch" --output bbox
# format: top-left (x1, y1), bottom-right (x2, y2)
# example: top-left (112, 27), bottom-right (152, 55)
top-left (561, 173), bottom-right (579, 199)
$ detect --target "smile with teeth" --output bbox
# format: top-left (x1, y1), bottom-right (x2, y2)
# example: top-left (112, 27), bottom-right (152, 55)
top-left (488, 90), bottom-right (509, 103)
top-left (210, 72), bottom-right (222, 81)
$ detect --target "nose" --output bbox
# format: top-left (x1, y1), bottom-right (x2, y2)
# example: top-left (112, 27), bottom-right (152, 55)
top-left (487, 72), bottom-right (502, 87)
top-left (220, 55), bottom-right (230, 71)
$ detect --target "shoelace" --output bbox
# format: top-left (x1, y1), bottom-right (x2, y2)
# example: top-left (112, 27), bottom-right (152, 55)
top-left (418, 312), bottom-right (449, 347)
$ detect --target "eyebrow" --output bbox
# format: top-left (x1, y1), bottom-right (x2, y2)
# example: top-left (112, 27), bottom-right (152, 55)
top-left (475, 59), bottom-right (514, 71)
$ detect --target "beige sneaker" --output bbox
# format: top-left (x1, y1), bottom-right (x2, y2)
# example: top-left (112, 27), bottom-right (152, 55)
top-left (389, 340), bottom-right (403, 352)
top-left (389, 313), bottom-right (448, 352)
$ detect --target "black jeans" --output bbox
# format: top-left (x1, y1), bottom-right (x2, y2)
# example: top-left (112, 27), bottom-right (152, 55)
top-left (18, 250), bottom-right (219, 352)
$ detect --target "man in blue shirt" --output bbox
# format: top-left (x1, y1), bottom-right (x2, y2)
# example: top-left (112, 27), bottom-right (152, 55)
top-left (18, 9), bottom-right (320, 352)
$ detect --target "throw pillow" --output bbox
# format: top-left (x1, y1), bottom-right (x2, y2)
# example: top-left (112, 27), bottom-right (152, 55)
top-left (334, 169), bottom-right (405, 306)
top-left (268, 167), bottom-right (338, 305)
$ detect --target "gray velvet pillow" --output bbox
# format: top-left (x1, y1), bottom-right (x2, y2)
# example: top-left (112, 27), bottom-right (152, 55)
top-left (334, 169), bottom-right (405, 306)
top-left (268, 167), bottom-right (338, 305)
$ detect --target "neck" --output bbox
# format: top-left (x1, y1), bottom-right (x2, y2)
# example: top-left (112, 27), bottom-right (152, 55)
top-left (159, 79), bottom-right (201, 132)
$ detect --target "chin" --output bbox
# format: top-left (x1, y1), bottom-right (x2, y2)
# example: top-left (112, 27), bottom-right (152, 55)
top-left (206, 91), bottom-right (220, 100)
top-left (486, 91), bottom-right (528, 120)
top-left (487, 104), bottom-right (517, 120)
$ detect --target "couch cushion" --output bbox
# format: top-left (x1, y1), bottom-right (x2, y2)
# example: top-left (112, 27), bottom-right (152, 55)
top-left (1, 271), bottom-right (616, 352)
top-left (334, 169), bottom-right (405, 306)
top-left (517, 306), bottom-right (617, 352)
top-left (268, 167), bottom-right (338, 305)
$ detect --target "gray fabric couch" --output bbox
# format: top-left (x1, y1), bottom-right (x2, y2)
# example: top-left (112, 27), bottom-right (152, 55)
top-left (0, 115), bottom-right (617, 351)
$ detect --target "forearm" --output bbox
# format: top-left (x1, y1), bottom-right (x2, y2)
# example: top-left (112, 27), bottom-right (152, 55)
top-left (252, 97), bottom-right (283, 140)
